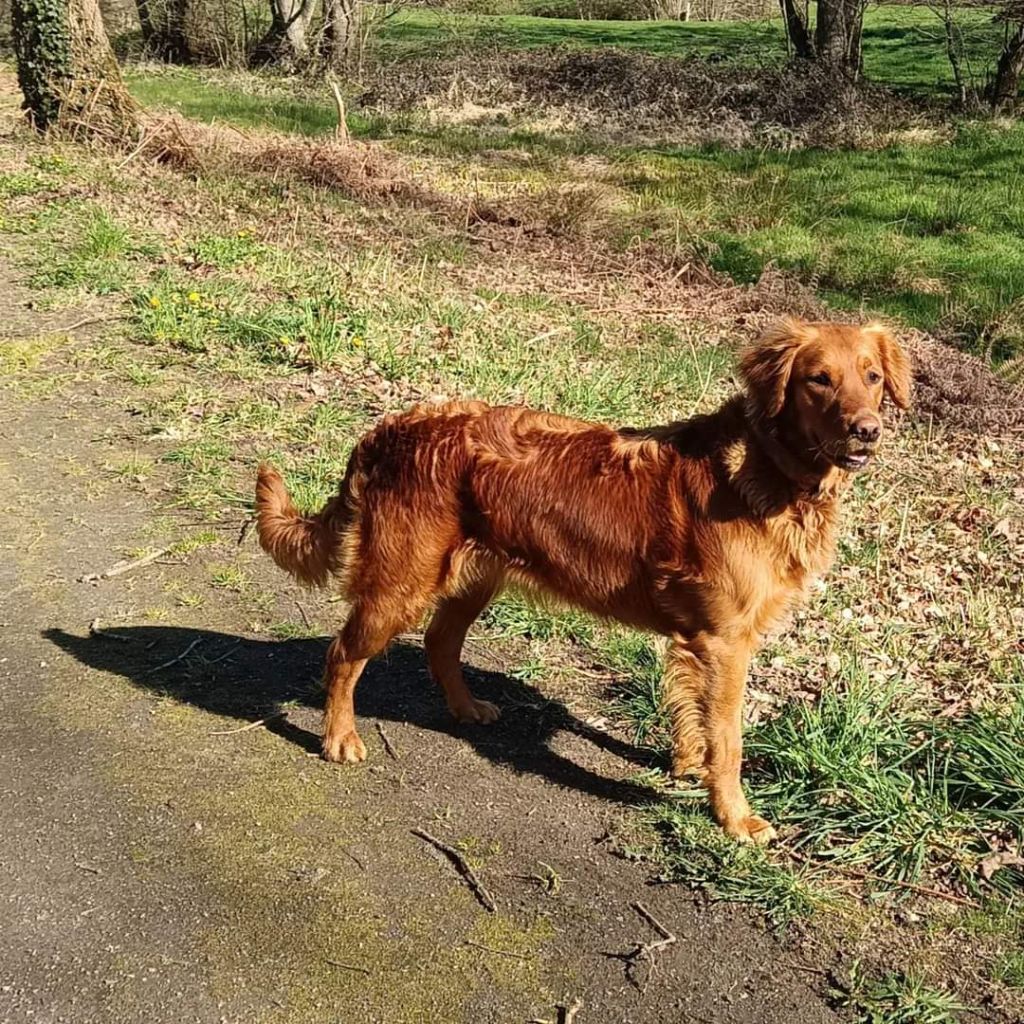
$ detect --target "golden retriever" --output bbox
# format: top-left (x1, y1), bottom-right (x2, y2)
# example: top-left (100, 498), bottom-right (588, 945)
top-left (256, 318), bottom-right (910, 843)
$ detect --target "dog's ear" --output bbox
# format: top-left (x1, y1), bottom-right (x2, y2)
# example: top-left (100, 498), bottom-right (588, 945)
top-left (864, 322), bottom-right (912, 410)
top-left (739, 318), bottom-right (811, 418)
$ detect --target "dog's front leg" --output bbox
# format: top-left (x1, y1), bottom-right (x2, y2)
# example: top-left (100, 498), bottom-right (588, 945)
top-left (665, 635), bottom-right (775, 845)
top-left (663, 638), bottom-right (708, 779)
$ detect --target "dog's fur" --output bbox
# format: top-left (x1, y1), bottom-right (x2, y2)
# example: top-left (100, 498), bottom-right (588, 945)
top-left (256, 319), bottom-right (910, 843)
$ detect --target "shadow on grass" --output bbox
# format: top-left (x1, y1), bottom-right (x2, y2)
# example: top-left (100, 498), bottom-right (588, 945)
top-left (44, 625), bottom-right (659, 808)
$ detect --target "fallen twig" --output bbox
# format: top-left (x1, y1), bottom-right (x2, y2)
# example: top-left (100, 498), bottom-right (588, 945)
top-left (464, 939), bottom-right (533, 960)
top-left (61, 315), bottom-right (115, 334)
top-left (411, 827), bottom-right (496, 912)
top-left (209, 711), bottom-right (286, 736)
top-left (325, 959), bottom-right (370, 975)
top-left (295, 600), bottom-right (313, 630)
top-left (88, 618), bottom-right (137, 642)
top-left (75, 862), bottom-right (101, 875)
top-left (204, 641), bottom-right (242, 666)
top-left (608, 901), bottom-right (676, 993)
top-left (559, 998), bottom-right (583, 1024)
top-left (788, 850), bottom-right (978, 908)
top-left (236, 517), bottom-right (255, 547)
top-left (145, 638), bottom-right (203, 675)
top-left (79, 545), bottom-right (176, 584)
top-left (376, 721), bottom-right (399, 760)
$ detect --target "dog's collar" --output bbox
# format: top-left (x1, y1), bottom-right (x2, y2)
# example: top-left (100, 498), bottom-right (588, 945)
top-left (743, 398), bottom-right (835, 500)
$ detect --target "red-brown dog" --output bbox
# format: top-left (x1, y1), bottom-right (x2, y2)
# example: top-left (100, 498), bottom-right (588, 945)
top-left (256, 319), bottom-right (910, 843)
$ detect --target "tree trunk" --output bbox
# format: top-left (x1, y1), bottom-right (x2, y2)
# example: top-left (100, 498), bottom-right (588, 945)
top-left (252, 0), bottom-right (313, 67)
top-left (989, 22), bottom-right (1024, 111)
top-left (135, 0), bottom-right (192, 62)
top-left (13, 0), bottom-right (138, 139)
top-left (321, 0), bottom-right (357, 71)
top-left (814, 0), bottom-right (864, 76)
top-left (939, 0), bottom-right (968, 108)
top-left (779, 0), bottom-right (814, 59)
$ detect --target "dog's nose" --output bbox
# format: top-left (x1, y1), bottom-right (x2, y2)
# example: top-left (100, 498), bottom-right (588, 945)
top-left (849, 415), bottom-right (881, 444)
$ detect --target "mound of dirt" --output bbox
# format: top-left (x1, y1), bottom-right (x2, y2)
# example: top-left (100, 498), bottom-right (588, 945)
top-left (360, 49), bottom-right (932, 147)
top-left (904, 332), bottom-right (1024, 434)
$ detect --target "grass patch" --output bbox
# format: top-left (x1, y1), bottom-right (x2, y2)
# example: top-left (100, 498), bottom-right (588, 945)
top-left (833, 964), bottom-right (966, 1023)
top-left (613, 123), bottom-right (1024, 360)
top-left (126, 63), bottom-right (1024, 361)
top-left (376, 8), bottom-right (1004, 98)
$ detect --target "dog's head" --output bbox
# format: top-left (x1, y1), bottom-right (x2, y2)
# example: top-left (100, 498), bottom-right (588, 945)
top-left (739, 319), bottom-right (911, 472)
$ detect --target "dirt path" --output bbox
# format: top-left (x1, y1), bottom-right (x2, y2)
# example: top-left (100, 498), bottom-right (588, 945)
top-left (0, 265), bottom-right (839, 1023)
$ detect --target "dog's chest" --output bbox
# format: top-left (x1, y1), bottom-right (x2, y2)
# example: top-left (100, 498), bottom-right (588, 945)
top-left (727, 497), bottom-right (840, 636)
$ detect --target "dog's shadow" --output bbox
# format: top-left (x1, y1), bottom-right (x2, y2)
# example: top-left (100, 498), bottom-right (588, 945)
top-left (44, 626), bottom-right (662, 808)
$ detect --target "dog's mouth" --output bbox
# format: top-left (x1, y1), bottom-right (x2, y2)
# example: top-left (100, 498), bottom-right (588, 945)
top-left (834, 449), bottom-right (875, 471)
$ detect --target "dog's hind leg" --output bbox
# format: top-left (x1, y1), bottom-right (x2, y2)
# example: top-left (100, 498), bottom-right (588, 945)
top-left (425, 572), bottom-right (503, 725)
top-left (321, 603), bottom-right (415, 763)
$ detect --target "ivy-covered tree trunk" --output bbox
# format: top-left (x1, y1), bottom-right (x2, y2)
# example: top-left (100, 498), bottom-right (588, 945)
top-left (12, 0), bottom-right (138, 139)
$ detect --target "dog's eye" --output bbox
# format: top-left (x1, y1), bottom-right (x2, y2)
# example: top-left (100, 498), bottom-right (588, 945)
top-left (808, 372), bottom-right (832, 387)
top-left (866, 370), bottom-right (883, 385)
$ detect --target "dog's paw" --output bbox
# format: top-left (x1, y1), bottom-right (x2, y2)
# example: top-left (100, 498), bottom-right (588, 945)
top-left (725, 815), bottom-right (777, 846)
top-left (669, 755), bottom-right (706, 780)
top-left (450, 698), bottom-right (501, 725)
top-left (322, 730), bottom-right (367, 764)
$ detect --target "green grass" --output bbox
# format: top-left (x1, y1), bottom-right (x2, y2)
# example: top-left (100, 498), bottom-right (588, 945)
top-left (377, 7), bottom-right (1005, 97)
top-left (834, 964), bottom-right (967, 1024)
top-left (620, 125), bottom-right (1024, 359)
top-left (4, 48), bottom-right (1024, 1014)
top-left (126, 60), bottom-right (1024, 362)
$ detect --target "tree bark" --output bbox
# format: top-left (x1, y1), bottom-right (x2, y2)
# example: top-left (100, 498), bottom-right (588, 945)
top-left (779, 0), bottom-right (814, 59)
top-left (321, 0), bottom-right (357, 71)
top-left (989, 22), bottom-right (1024, 111)
top-left (135, 0), bottom-right (192, 62)
top-left (13, 0), bottom-right (138, 139)
top-left (814, 0), bottom-right (864, 76)
top-left (252, 0), bottom-right (314, 67)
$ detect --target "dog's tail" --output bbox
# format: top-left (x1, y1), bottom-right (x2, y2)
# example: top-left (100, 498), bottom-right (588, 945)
top-left (255, 463), bottom-right (347, 588)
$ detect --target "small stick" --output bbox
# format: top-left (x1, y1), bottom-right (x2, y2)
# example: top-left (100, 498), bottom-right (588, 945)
top-left (325, 959), bottom-right (370, 975)
top-left (327, 75), bottom-right (349, 142)
top-left (464, 940), bottom-right (533, 960)
top-left (236, 517), bottom-right (255, 547)
top-left (295, 600), bottom-right (313, 630)
top-left (88, 618), bottom-right (136, 642)
top-left (376, 722), bottom-right (399, 760)
top-left (787, 851), bottom-right (977, 908)
top-left (75, 862), bottom-right (101, 874)
top-left (411, 827), bottom-right (497, 912)
top-left (610, 902), bottom-right (677, 993)
top-left (633, 902), bottom-right (674, 945)
top-left (79, 545), bottom-right (175, 583)
top-left (145, 638), bottom-right (202, 675)
top-left (61, 315), bottom-right (112, 333)
top-left (204, 641), bottom-right (242, 666)
top-left (559, 998), bottom-right (583, 1024)
top-left (209, 711), bottom-right (285, 736)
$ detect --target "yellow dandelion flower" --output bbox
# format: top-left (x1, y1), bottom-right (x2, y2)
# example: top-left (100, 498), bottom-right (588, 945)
top-left (148, 295), bottom-right (162, 309)
top-left (351, 335), bottom-right (364, 348)
top-left (187, 291), bottom-right (201, 303)
top-left (278, 335), bottom-right (291, 346)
